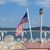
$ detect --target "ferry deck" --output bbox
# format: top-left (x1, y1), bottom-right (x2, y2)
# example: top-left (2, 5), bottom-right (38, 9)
top-left (0, 26), bottom-right (50, 50)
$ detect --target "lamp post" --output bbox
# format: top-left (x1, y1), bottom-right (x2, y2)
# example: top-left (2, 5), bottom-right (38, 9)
top-left (39, 8), bottom-right (44, 43)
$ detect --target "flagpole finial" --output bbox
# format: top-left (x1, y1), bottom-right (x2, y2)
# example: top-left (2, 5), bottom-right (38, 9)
top-left (27, 8), bottom-right (29, 12)
top-left (27, 8), bottom-right (28, 9)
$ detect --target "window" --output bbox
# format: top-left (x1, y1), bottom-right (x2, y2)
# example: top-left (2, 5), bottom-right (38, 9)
top-left (32, 31), bottom-right (40, 40)
top-left (23, 31), bottom-right (31, 40)
top-left (47, 32), bottom-right (50, 40)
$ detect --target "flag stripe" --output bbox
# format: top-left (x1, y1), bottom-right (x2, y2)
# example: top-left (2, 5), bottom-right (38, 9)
top-left (16, 24), bottom-right (23, 36)
top-left (19, 12), bottom-right (28, 24)
top-left (16, 12), bottom-right (28, 36)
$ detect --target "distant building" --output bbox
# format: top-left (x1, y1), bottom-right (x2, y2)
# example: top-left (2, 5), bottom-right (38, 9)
top-left (0, 26), bottom-right (50, 42)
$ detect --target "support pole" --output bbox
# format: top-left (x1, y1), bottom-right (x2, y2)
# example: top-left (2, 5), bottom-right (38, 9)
top-left (27, 8), bottom-right (33, 42)
top-left (40, 15), bottom-right (43, 42)
top-left (39, 8), bottom-right (44, 43)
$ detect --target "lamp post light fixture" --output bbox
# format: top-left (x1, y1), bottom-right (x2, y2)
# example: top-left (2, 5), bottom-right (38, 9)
top-left (39, 8), bottom-right (44, 16)
top-left (39, 8), bottom-right (44, 43)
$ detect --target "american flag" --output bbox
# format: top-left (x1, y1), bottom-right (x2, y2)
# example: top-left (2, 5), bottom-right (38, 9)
top-left (16, 12), bottom-right (28, 36)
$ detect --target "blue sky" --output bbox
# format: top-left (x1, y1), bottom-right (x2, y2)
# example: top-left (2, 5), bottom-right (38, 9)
top-left (0, 0), bottom-right (50, 28)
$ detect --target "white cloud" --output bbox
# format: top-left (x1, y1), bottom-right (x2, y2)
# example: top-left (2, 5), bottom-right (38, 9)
top-left (10, 0), bottom-right (27, 6)
top-left (0, 0), bottom-right (6, 4)
top-left (30, 18), bottom-right (42, 27)
top-left (0, 18), bottom-right (16, 24)
top-left (30, 19), bottom-right (38, 26)
top-left (36, 0), bottom-right (50, 7)
top-left (0, 0), bottom-right (28, 5)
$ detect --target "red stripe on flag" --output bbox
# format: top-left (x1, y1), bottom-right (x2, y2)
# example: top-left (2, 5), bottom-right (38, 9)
top-left (16, 12), bottom-right (28, 36)
top-left (16, 24), bottom-right (23, 36)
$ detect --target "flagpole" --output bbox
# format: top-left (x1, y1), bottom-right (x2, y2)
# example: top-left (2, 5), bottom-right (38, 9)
top-left (27, 8), bottom-right (33, 42)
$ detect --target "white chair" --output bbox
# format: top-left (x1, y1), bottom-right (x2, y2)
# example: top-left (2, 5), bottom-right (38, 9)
top-left (36, 38), bottom-right (40, 41)
top-left (23, 38), bottom-right (27, 42)
top-left (35, 38), bottom-right (41, 43)
top-left (43, 38), bottom-right (48, 42)
top-left (48, 38), bottom-right (50, 42)
top-left (33, 39), bottom-right (36, 43)
top-left (17, 38), bottom-right (21, 42)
